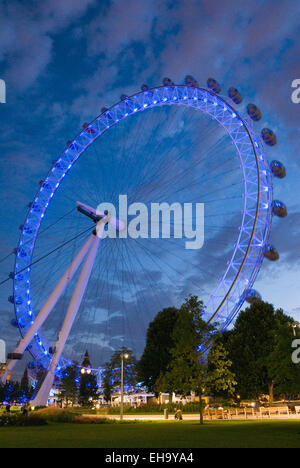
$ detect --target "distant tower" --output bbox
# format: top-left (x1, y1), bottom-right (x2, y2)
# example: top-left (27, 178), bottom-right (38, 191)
top-left (81, 350), bottom-right (92, 369)
top-left (0, 340), bottom-right (7, 381)
top-left (0, 339), bottom-right (5, 364)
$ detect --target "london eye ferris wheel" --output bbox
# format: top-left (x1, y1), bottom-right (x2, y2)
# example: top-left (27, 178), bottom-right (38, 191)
top-left (2, 75), bottom-right (287, 405)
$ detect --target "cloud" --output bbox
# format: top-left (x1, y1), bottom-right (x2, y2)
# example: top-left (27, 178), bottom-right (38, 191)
top-left (0, 0), bottom-right (96, 89)
top-left (87, 0), bottom-right (157, 58)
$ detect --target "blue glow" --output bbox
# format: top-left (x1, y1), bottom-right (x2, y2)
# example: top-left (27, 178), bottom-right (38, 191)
top-left (12, 84), bottom-right (272, 372)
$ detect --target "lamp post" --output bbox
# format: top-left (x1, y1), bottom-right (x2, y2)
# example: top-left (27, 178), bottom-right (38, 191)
top-left (292, 322), bottom-right (299, 337)
top-left (120, 353), bottom-right (129, 421)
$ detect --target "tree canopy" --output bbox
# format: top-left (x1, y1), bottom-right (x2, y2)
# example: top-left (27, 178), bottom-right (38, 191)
top-left (222, 301), bottom-right (300, 400)
top-left (102, 347), bottom-right (137, 402)
top-left (137, 307), bottom-right (179, 393)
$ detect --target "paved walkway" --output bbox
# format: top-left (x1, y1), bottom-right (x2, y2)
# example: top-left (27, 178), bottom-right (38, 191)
top-left (83, 413), bottom-right (300, 422)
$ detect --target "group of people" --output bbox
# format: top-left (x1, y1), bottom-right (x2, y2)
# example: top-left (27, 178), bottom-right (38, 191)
top-left (4, 404), bottom-right (29, 416)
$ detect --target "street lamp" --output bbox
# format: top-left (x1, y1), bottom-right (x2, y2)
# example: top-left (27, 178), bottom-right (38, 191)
top-left (292, 322), bottom-right (299, 337)
top-left (120, 353), bottom-right (129, 421)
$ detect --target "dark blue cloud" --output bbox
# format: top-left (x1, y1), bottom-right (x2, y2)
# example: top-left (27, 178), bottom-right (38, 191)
top-left (0, 0), bottom-right (300, 378)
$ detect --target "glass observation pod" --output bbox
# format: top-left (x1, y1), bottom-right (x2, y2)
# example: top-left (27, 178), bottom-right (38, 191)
top-left (185, 75), bottom-right (199, 87)
top-left (228, 87), bottom-right (243, 104)
top-left (207, 78), bottom-right (221, 94)
top-left (262, 128), bottom-right (277, 146)
top-left (246, 289), bottom-right (262, 303)
top-left (162, 77), bottom-right (174, 86)
top-left (272, 200), bottom-right (288, 218)
top-left (120, 94), bottom-right (130, 101)
top-left (247, 103), bottom-right (262, 121)
top-left (264, 244), bottom-right (280, 261)
top-left (270, 160), bottom-right (286, 179)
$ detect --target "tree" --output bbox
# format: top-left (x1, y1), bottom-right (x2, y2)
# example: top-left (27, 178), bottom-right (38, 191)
top-left (267, 311), bottom-right (300, 398)
top-left (59, 365), bottom-right (79, 406)
top-left (110, 347), bottom-right (137, 389)
top-left (79, 372), bottom-right (99, 407)
top-left (138, 307), bottom-right (179, 393)
top-left (224, 301), bottom-right (299, 401)
top-left (0, 381), bottom-right (20, 404)
top-left (207, 338), bottom-right (236, 398)
top-left (102, 347), bottom-right (138, 403)
top-left (19, 368), bottom-right (33, 403)
top-left (158, 296), bottom-right (215, 424)
top-left (102, 365), bottom-right (114, 403)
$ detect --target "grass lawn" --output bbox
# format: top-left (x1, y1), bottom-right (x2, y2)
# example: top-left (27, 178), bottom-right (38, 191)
top-left (1, 420), bottom-right (300, 448)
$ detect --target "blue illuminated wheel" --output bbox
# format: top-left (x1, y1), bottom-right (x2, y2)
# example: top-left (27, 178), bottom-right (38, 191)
top-left (11, 83), bottom-right (274, 372)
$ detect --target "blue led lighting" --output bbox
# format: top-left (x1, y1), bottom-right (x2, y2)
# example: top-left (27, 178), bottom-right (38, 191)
top-left (13, 84), bottom-right (273, 372)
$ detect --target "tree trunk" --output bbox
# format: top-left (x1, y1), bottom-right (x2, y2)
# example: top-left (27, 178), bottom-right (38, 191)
top-left (268, 382), bottom-right (274, 404)
top-left (199, 392), bottom-right (204, 425)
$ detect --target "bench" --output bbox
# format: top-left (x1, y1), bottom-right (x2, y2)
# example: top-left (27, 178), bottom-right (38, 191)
top-left (206, 408), bottom-right (226, 420)
top-left (259, 406), bottom-right (290, 418)
top-left (227, 407), bottom-right (256, 419)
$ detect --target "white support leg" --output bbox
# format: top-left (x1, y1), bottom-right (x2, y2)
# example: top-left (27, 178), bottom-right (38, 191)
top-left (1, 235), bottom-right (95, 385)
top-left (31, 231), bottom-right (101, 407)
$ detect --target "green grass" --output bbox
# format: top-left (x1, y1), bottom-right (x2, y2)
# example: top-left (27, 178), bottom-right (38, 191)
top-left (1, 420), bottom-right (300, 448)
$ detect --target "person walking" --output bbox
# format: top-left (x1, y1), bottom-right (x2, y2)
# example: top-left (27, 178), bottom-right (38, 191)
top-left (175, 409), bottom-right (183, 421)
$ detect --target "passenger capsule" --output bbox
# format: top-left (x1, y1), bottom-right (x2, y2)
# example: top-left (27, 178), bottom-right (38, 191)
top-left (10, 318), bottom-right (25, 328)
top-left (270, 160), bottom-right (286, 179)
top-left (141, 84), bottom-right (149, 91)
top-left (262, 128), bottom-right (277, 146)
top-left (246, 289), bottom-right (262, 303)
top-left (162, 77), bottom-right (174, 87)
top-left (83, 123), bottom-right (96, 134)
top-left (11, 318), bottom-right (19, 327)
top-left (185, 75), bottom-right (194, 85)
top-left (247, 103), bottom-right (262, 121)
top-left (101, 108), bottom-right (113, 120)
top-left (272, 200), bottom-right (288, 218)
top-left (228, 87), bottom-right (242, 104)
top-left (264, 244), bottom-right (279, 261)
top-left (207, 78), bottom-right (221, 94)
top-left (120, 94), bottom-right (129, 101)
top-left (185, 75), bottom-right (199, 88)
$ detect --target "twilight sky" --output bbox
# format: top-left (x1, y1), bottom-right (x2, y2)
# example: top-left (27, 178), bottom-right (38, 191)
top-left (0, 0), bottom-right (300, 377)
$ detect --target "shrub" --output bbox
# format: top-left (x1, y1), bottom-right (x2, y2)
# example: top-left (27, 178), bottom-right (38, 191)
top-left (73, 415), bottom-right (117, 424)
top-left (73, 415), bottom-right (139, 425)
top-left (33, 407), bottom-right (79, 423)
top-left (0, 414), bottom-right (47, 427)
